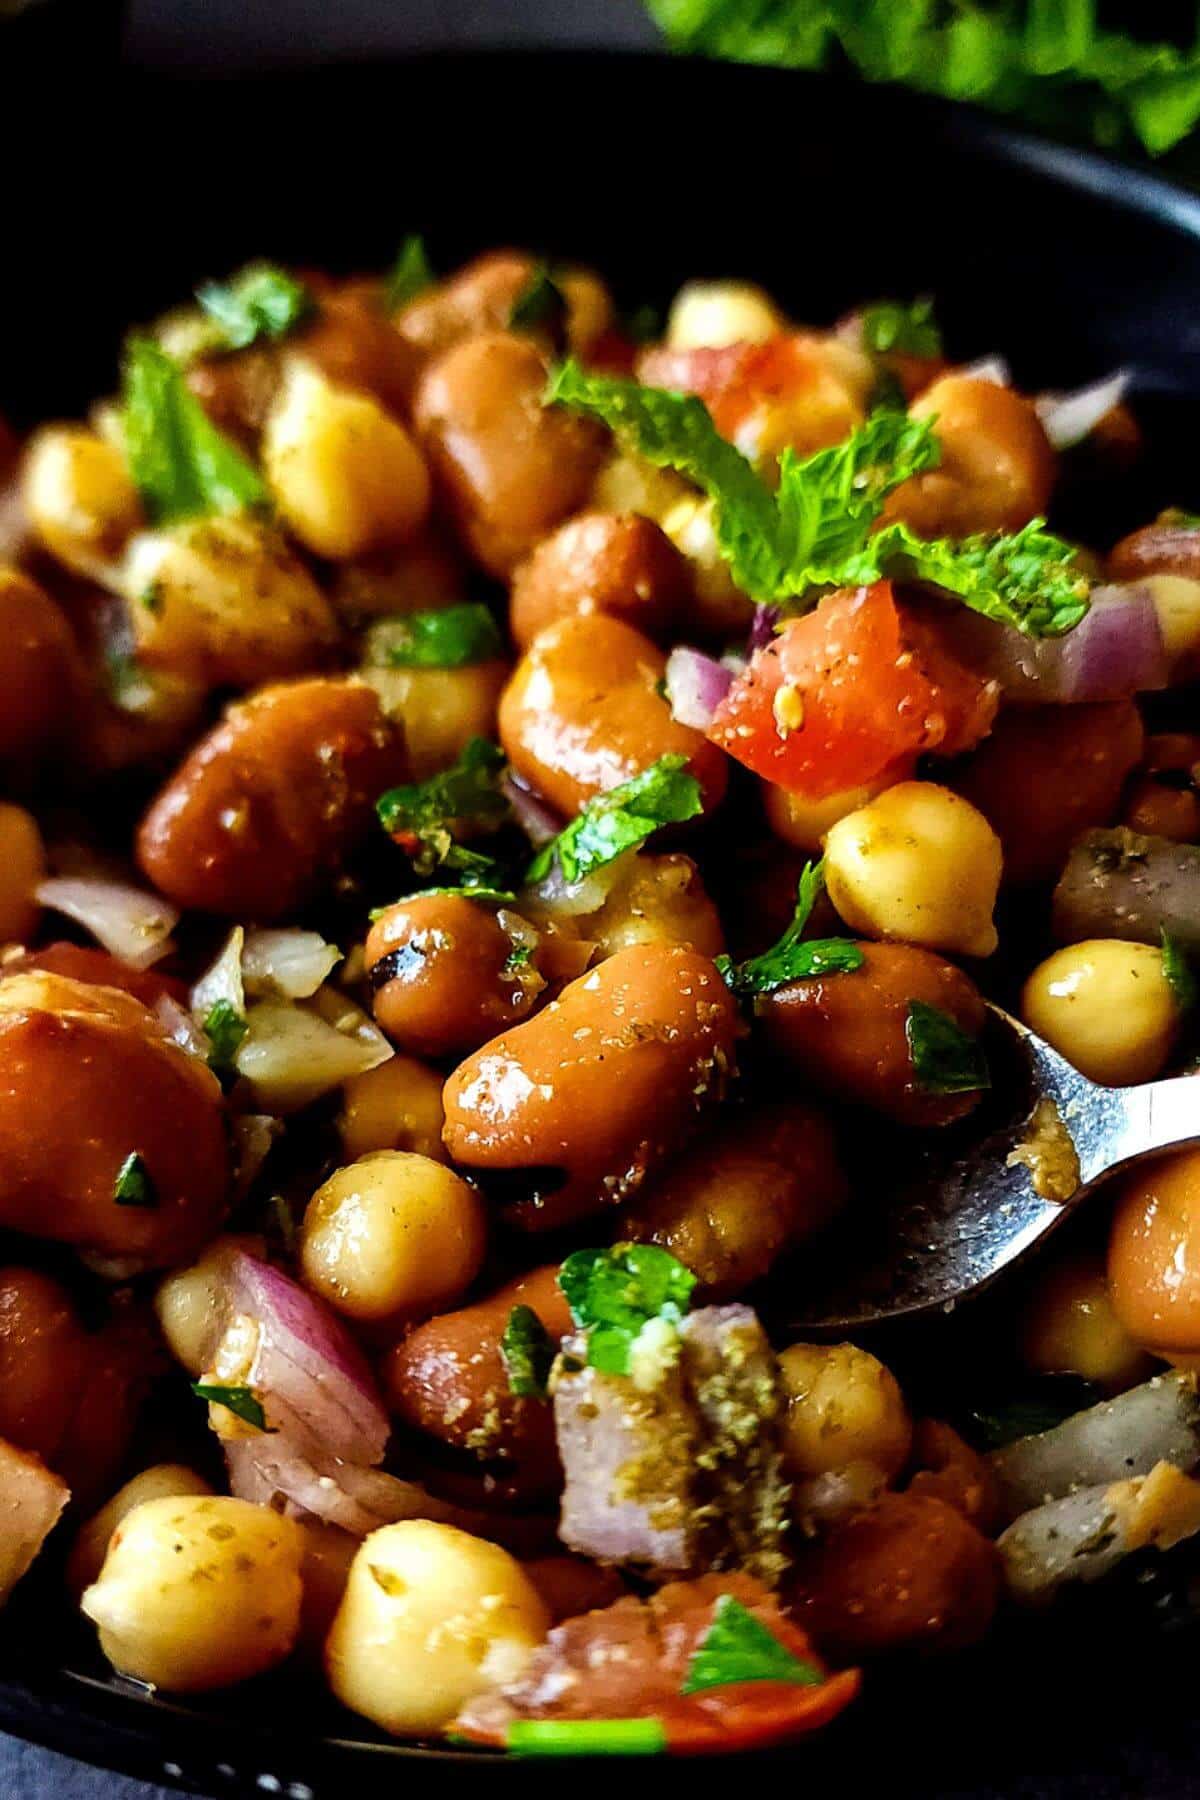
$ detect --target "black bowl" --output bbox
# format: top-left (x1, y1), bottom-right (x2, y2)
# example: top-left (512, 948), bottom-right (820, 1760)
top-left (4, 47), bottom-right (1200, 1798)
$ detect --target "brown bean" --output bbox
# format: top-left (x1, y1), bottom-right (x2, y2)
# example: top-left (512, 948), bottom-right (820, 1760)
top-left (0, 566), bottom-right (79, 762)
top-left (520, 1555), bottom-right (626, 1625)
top-left (296, 289), bottom-right (421, 417)
top-left (885, 376), bottom-right (1056, 537)
top-left (788, 1492), bottom-right (1000, 1659)
top-left (1109, 520), bottom-right (1200, 584)
top-left (498, 613), bottom-right (728, 819)
top-left (509, 512), bottom-right (689, 649)
top-left (0, 972), bottom-right (227, 1266)
top-left (620, 1100), bottom-right (845, 1299)
top-left (394, 251), bottom-right (537, 361)
top-left (413, 332), bottom-right (604, 575)
top-left (366, 894), bottom-right (545, 1059)
top-left (442, 943), bottom-right (740, 1230)
top-left (137, 677), bottom-right (408, 918)
top-left (758, 941), bottom-right (987, 1128)
top-left (953, 700), bottom-right (1144, 886)
top-left (382, 1265), bottom-right (570, 1499)
top-left (186, 348), bottom-right (280, 449)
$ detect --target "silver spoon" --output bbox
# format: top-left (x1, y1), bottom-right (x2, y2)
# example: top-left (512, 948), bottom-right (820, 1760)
top-left (785, 1003), bottom-right (1200, 1333)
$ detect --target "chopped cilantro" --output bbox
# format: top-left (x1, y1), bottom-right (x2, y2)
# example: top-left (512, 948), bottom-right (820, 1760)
top-left (196, 262), bottom-right (312, 351)
top-left (507, 1719), bottom-right (666, 1756)
top-left (121, 337), bottom-right (268, 525)
top-left (384, 234), bottom-right (434, 310)
top-left (504, 941), bottom-right (535, 973)
top-left (501, 1305), bottom-right (555, 1399)
top-left (204, 998), bottom-right (248, 1074)
top-left (113, 1152), bottom-right (158, 1208)
top-left (905, 1000), bottom-right (991, 1095)
top-left (860, 297), bottom-right (942, 359)
top-left (716, 859), bottom-right (864, 997)
top-left (1162, 930), bottom-right (1196, 1014)
top-left (191, 1383), bottom-right (267, 1432)
top-left (558, 1243), bottom-right (696, 1377)
top-left (527, 754), bottom-right (702, 886)
top-left (376, 738), bottom-right (510, 877)
top-left (681, 1594), bottom-right (823, 1695)
top-left (375, 602), bottom-right (504, 669)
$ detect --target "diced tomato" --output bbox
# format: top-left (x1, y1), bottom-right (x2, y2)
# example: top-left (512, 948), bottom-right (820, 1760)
top-left (8, 942), bottom-right (189, 1008)
top-left (709, 582), bottom-right (998, 800)
top-left (453, 1572), bottom-right (860, 1755)
top-left (638, 334), bottom-right (866, 460)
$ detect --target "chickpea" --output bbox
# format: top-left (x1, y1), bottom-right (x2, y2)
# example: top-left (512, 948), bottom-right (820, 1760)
top-left (0, 1266), bottom-right (87, 1465)
top-left (0, 972), bottom-right (227, 1266)
top-left (1021, 940), bottom-right (1179, 1086)
top-left (621, 1100), bottom-right (845, 1298)
top-left (659, 494), bottom-right (755, 639)
top-left (759, 941), bottom-right (988, 1127)
top-left (575, 852), bottom-right (724, 961)
top-left (442, 943), bottom-right (739, 1231)
top-left (366, 894), bottom-right (546, 1058)
top-left (762, 768), bottom-right (914, 854)
top-left (300, 1151), bottom-right (487, 1325)
top-left (122, 516), bottom-right (338, 689)
top-left (590, 450), bottom-right (691, 524)
top-left (666, 279), bottom-right (784, 350)
top-left (954, 700), bottom-right (1144, 887)
top-left (0, 566), bottom-right (79, 763)
top-left (1141, 573), bottom-right (1200, 679)
top-left (499, 613), bottom-right (728, 819)
top-left (263, 361), bottom-right (431, 561)
top-left (155, 1235), bottom-right (266, 1377)
top-left (81, 1496), bottom-right (303, 1693)
top-left (778, 1342), bottom-right (912, 1489)
top-left (362, 659), bottom-right (507, 781)
top-left (383, 1265), bottom-right (570, 1491)
top-left (22, 426), bottom-right (143, 577)
top-left (413, 331), bottom-right (604, 576)
top-left (325, 1520), bottom-right (549, 1737)
top-left (0, 804), bottom-right (44, 942)
top-left (823, 781), bottom-right (1002, 957)
top-left (509, 512), bottom-right (689, 650)
top-left (338, 1055), bottom-right (447, 1162)
top-left (137, 677), bottom-right (408, 918)
top-left (789, 1492), bottom-right (999, 1658)
top-left (1109, 1149), bottom-right (1200, 1357)
top-left (67, 1464), bottom-right (214, 1597)
top-left (1020, 1249), bottom-right (1153, 1391)
top-left (885, 375), bottom-right (1055, 537)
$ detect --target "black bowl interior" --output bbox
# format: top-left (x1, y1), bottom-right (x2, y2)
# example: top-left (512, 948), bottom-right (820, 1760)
top-left (3, 46), bottom-right (1200, 1797)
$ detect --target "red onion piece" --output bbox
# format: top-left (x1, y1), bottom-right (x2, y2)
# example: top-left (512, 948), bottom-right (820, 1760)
top-left (1036, 370), bottom-right (1129, 451)
top-left (939, 584), bottom-right (1167, 705)
top-left (224, 1436), bottom-right (457, 1536)
top-left (664, 645), bottom-right (734, 729)
top-left (747, 604), bottom-right (780, 654)
top-left (227, 1252), bottom-right (389, 1467)
top-left (35, 877), bottom-right (178, 969)
top-left (153, 994), bottom-right (208, 1060)
top-left (502, 772), bottom-right (562, 849)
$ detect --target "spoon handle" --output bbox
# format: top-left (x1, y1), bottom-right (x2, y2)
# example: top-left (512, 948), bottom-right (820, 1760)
top-left (1084, 1073), bottom-right (1200, 1183)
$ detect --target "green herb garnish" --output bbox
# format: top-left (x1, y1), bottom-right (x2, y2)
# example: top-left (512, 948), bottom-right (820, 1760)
top-left (113, 1152), bottom-right (158, 1209)
top-left (547, 360), bottom-right (1088, 635)
top-left (501, 1305), bottom-right (556, 1399)
top-left (558, 1244), bottom-right (696, 1377)
top-left (1162, 929), bottom-right (1197, 1014)
top-left (204, 998), bottom-right (248, 1074)
top-left (504, 941), bottom-right (535, 973)
top-left (197, 262), bottom-right (312, 351)
top-left (509, 264), bottom-right (569, 347)
top-left (716, 859), bottom-right (864, 998)
top-left (859, 297), bottom-right (942, 359)
top-left (376, 738), bottom-right (510, 876)
top-left (527, 754), bottom-right (702, 886)
top-left (384, 234), bottom-right (435, 310)
top-left (905, 1000), bottom-right (991, 1095)
top-left (376, 603), bottom-right (504, 670)
top-left (963, 1378), bottom-right (1101, 1451)
top-left (507, 1719), bottom-right (666, 1756)
top-left (191, 1384), bottom-right (267, 1432)
top-left (121, 337), bottom-right (269, 525)
top-left (681, 1594), bottom-right (823, 1695)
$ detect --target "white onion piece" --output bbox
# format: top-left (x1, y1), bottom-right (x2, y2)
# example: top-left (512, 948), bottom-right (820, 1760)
top-left (1036, 369), bottom-right (1129, 450)
top-left (501, 772), bottom-right (562, 849)
top-left (153, 994), bottom-right (208, 1061)
top-left (957, 355), bottom-right (1011, 386)
top-left (242, 928), bottom-right (341, 1000)
top-left (234, 991), bottom-right (390, 1112)
top-left (939, 583), bottom-right (1167, 705)
top-left (664, 645), bottom-right (734, 729)
top-left (190, 926), bottom-right (245, 1020)
top-left (224, 1437), bottom-right (461, 1537)
top-left (34, 877), bottom-right (178, 970)
top-left (0, 1439), bottom-right (69, 1604)
top-left (230, 1114), bottom-right (281, 1200)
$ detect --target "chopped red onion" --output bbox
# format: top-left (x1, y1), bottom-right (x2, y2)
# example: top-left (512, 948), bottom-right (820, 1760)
top-left (224, 1436), bottom-right (459, 1537)
top-left (153, 994), bottom-right (208, 1060)
top-left (1036, 370), bottom-right (1129, 451)
top-left (664, 645), bottom-right (734, 730)
top-left (747, 604), bottom-right (781, 654)
top-left (34, 877), bottom-right (178, 970)
top-left (502, 772), bottom-right (562, 849)
top-left (939, 583), bottom-right (1167, 705)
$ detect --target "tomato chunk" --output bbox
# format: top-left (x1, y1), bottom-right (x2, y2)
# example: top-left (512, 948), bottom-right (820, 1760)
top-left (639, 334), bottom-right (865, 459)
top-left (709, 582), bottom-right (998, 800)
top-left (453, 1572), bottom-right (860, 1755)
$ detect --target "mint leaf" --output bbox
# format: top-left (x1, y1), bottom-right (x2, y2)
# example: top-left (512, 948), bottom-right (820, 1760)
top-left (121, 337), bottom-right (269, 525)
top-left (527, 753), bottom-right (702, 886)
top-left (863, 518), bottom-right (1090, 638)
top-left (860, 297), bottom-right (942, 359)
top-left (681, 1594), bottom-right (823, 1695)
top-left (906, 1000), bottom-right (991, 1094)
top-left (376, 738), bottom-right (510, 876)
top-left (716, 859), bottom-right (864, 997)
top-left (197, 263), bottom-right (312, 351)
top-left (559, 1244), bottom-right (696, 1377)
top-left (385, 234), bottom-right (434, 310)
top-left (375, 602), bottom-right (504, 669)
top-left (1162, 929), bottom-right (1196, 1014)
top-left (192, 1383), bottom-right (267, 1432)
top-left (501, 1305), bottom-right (556, 1399)
top-left (113, 1152), bottom-right (158, 1208)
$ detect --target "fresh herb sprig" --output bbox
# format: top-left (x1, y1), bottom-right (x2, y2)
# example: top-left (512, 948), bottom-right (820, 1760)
top-left (377, 738), bottom-right (511, 878)
top-left (121, 338), bottom-right (269, 525)
top-left (558, 1244), bottom-right (696, 1377)
top-left (527, 754), bottom-right (703, 886)
top-left (716, 859), bottom-right (863, 998)
top-left (905, 1000), bottom-right (991, 1095)
top-left (197, 263), bottom-right (312, 351)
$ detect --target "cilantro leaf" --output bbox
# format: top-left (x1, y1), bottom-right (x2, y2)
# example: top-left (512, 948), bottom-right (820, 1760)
top-left (507, 1719), bottom-right (666, 1756)
top-left (385, 234), bottom-right (434, 310)
top-left (204, 998), bottom-right (248, 1074)
top-left (906, 1000), bottom-right (991, 1095)
top-left (196, 263), bottom-right (312, 351)
top-left (376, 738), bottom-right (510, 877)
top-left (113, 1152), bottom-right (158, 1208)
top-left (559, 1243), bottom-right (696, 1377)
top-left (1162, 929), bottom-right (1197, 1014)
top-left (527, 754), bottom-right (703, 886)
top-left (375, 603), bottom-right (504, 669)
top-left (860, 297), bottom-right (942, 359)
top-left (501, 1305), bottom-right (556, 1399)
top-left (716, 859), bottom-right (864, 998)
top-left (121, 337), bottom-right (269, 525)
top-left (191, 1383), bottom-right (267, 1432)
top-left (509, 265), bottom-right (569, 347)
top-left (681, 1594), bottom-right (823, 1695)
